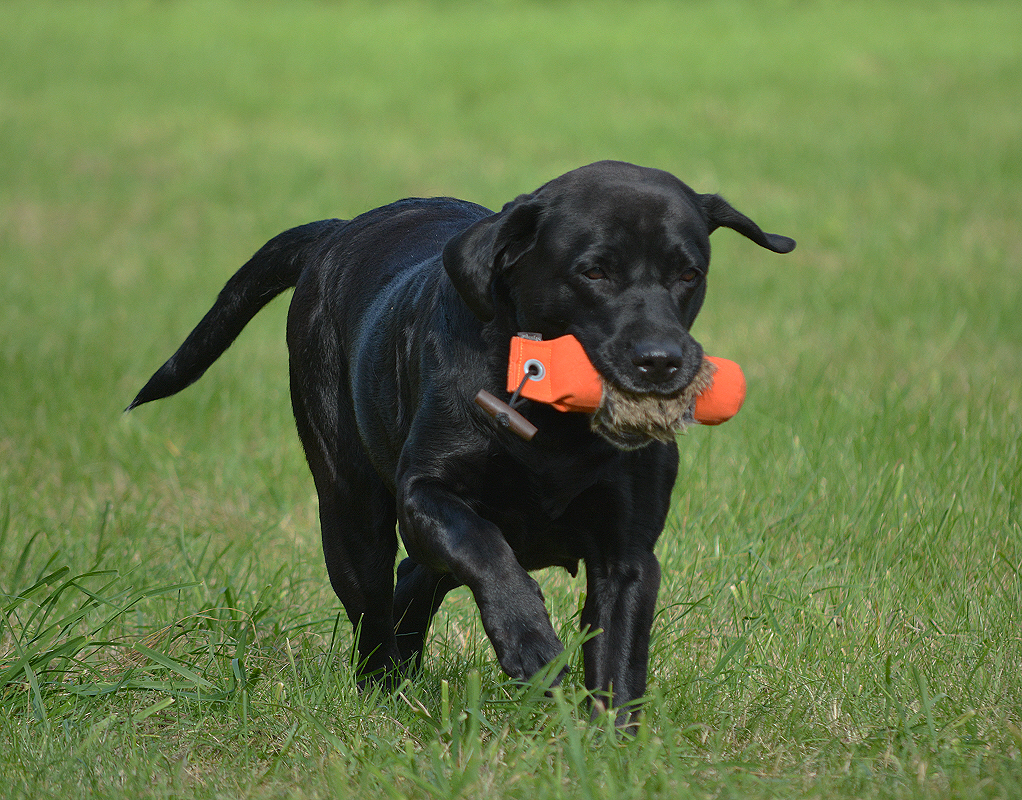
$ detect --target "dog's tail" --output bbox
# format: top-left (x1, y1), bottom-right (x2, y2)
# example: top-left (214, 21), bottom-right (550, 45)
top-left (127, 219), bottom-right (344, 411)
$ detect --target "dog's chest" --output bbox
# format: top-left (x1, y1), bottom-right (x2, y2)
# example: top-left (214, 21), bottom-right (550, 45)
top-left (472, 447), bottom-right (615, 565)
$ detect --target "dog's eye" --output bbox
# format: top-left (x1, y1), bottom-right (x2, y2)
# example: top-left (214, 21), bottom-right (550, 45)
top-left (680, 268), bottom-right (700, 284)
top-left (582, 266), bottom-right (608, 281)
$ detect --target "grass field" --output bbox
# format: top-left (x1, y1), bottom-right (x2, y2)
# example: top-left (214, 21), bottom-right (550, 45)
top-left (2, 1), bottom-right (1020, 797)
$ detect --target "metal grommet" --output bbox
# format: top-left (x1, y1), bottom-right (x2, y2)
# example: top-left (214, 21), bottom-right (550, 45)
top-left (523, 358), bottom-right (545, 381)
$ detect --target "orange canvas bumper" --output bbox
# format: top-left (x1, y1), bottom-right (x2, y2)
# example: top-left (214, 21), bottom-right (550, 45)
top-left (506, 334), bottom-right (745, 424)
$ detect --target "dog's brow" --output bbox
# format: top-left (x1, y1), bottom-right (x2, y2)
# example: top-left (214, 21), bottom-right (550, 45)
top-left (673, 229), bottom-right (709, 267)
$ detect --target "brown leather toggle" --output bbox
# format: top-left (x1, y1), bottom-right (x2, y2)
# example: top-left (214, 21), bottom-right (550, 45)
top-left (474, 390), bottom-right (539, 441)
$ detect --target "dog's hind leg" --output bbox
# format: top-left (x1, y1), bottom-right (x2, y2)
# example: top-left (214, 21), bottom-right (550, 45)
top-left (393, 558), bottom-right (461, 672)
top-left (289, 357), bottom-right (402, 686)
top-left (315, 474), bottom-right (401, 684)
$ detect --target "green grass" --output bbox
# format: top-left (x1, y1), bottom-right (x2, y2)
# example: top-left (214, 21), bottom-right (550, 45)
top-left (2, 0), bottom-right (1020, 796)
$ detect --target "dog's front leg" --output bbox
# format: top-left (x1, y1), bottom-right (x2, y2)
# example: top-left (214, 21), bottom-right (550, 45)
top-left (580, 548), bottom-right (661, 727)
top-left (399, 476), bottom-right (566, 682)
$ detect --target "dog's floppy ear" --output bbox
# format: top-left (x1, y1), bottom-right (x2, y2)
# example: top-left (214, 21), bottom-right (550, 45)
top-left (699, 194), bottom-right (796, 254)
top-left (443, 195), bottom-right (544, 321)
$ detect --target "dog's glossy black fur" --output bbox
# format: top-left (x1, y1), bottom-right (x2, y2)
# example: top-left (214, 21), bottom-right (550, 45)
top-left (130, 161), bottom-right (794, 721)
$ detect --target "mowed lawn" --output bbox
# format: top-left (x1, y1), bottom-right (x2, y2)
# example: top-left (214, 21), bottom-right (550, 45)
top-left (1, 1), bottom-right (1020, 797)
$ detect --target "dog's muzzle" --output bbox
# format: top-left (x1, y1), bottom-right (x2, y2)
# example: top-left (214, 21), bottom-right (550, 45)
top-left (590, 359), bottom-right (716, 449)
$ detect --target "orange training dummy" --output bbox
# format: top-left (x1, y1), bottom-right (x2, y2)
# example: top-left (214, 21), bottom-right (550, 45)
top-left (506, 334), bottom-right (604, 412)
top-left (474, 334), bottom-right (746, 441)
top-left (506, 334), bottom-right (745, 424)
top-left (692, 356), bottom-right (746, 425)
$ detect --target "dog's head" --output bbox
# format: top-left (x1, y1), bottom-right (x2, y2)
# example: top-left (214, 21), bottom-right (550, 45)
top-left (444, 161), bottom-right (794, 447)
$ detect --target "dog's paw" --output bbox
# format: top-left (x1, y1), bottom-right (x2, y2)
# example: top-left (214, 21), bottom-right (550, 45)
top-left (472, 569), bottom-right (565, 682)
top-left (503, 630), bottom-right (565, 682)
top-left (482, 612), bottom-right (565, 683)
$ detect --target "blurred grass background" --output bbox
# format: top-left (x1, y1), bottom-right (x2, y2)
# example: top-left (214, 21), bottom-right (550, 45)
top-left (2, 1), bottom-right (1020, 797)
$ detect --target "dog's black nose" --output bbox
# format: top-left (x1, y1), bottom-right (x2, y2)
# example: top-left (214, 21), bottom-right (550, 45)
top-left (631, 342), bottom-right (684, 385)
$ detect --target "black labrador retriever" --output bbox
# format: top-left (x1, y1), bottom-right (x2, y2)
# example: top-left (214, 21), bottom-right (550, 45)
top-left (129, 161), bottom-right (794, 722)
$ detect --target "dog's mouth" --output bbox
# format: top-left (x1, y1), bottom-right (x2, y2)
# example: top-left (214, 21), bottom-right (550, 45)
top-left (590, 359), bottom-right (716, 449)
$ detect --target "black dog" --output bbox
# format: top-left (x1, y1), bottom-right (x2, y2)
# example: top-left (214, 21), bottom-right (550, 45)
top-left (129, 161), bottom-right (794, 721)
